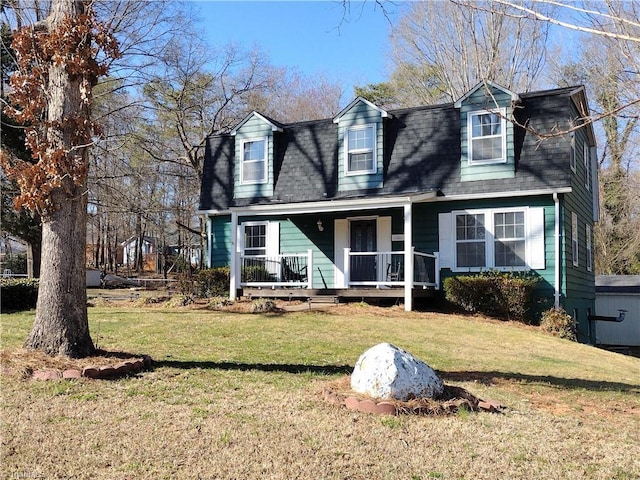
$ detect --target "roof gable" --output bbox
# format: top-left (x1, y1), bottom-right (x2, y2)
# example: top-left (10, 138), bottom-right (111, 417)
top-left (332, 97), bottom-right (390, 124)
top-left (231, 111), bottom-right (284, 136)
top-left (453, 81), bottom-right (520, 108)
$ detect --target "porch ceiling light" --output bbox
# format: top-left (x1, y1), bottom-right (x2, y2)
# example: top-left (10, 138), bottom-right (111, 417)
top-left (317, 219), bottom-right (324, 232)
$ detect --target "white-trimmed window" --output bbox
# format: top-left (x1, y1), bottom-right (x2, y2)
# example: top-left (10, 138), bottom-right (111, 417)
top-left (494, 211), bottom-right (526, 267)
top-left (572, 212), bottom-right (579, 267)
top-left (243, 222), bottom-right (267, 256)
top-left (346, 124), bottom-right (376, 174)
top-left (570, 132), bottom-right (576, 172)
top-left (586, 225), bottom-right (592, 272)
top-left (443, 207), bottom-right (543, 271)
top-left (468, 109), bottom-right (507, 164)
top-left (240, 137), bottom-right (267, 184)
top-left (583, 142), bottom-right (590, 190)
top-left (455, 213), bottom-right (486, 268)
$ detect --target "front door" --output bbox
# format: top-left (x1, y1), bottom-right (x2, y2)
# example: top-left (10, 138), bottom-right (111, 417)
top-left (350, 220), bottom-right (377, 282)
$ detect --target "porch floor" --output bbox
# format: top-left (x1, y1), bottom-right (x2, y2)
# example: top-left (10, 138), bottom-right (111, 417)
top-left (241, 286), bottom-right (436, 303)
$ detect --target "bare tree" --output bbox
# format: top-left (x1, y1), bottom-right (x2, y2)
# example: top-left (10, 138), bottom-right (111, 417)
top-left (247, 68), bottom-right (343, 123)
top-left (388, 0), bottom-right (552, 105)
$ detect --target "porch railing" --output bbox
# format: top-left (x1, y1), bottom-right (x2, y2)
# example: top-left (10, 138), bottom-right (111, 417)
top-left (344, 248), bottom-right (439, 289)
top-left (240, 250), bottom-right (312, 288)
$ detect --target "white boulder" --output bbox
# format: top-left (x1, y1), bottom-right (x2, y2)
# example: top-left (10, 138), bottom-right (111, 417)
top-left (350, 343), bottom-right (444, 401)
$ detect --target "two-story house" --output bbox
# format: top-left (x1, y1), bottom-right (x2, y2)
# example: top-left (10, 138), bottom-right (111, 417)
top-left (198, 82), bottom-right (599, 341)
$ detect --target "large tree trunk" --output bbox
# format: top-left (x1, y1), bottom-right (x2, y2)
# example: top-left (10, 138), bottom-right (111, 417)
top-left (24, 0), bottom-right (95, 358)
top-left (25, 189), bottom-right (93, 357)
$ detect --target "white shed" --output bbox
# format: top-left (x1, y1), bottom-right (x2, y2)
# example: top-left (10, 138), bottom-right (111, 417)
top-left (594, 276), bottom-right (640, 347)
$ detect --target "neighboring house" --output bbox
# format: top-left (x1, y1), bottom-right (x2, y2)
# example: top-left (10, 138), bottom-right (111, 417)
top-left (121, 236), bottom-right (157, 271)
top-left (593, 276), bottom-right (640, 347)
top-left (198, 82), bottom-right (600, 342)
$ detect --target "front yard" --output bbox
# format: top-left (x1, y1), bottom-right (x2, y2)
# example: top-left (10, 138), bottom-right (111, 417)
top-left (1, 301), bottom-right (639, 479)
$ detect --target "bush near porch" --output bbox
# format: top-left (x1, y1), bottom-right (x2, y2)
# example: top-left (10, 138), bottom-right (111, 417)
top-left (444, 271), bottom-right (540, 323)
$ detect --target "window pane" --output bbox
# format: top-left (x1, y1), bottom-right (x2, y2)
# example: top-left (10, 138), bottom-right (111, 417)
top-left (348, 152), bottom-right (373, 172)
top-left (244, 224), bottom-right (266, 256)
top-left (494, 211), bottom-right (524, 239)
top-left (456, 214), bottom-right (485, 240)
top-left (495, 240), bottom-right (526, 267)
top-left (243, 139), bottom-right (265, 161)
top-left (456, 242), bottom-right (486, 267)
top-left (348, 126), bottom-right (373, 151)
top-left (242, 160), bottom-right (265, 182)
top-left (472, 137), bottom-right (502, 161)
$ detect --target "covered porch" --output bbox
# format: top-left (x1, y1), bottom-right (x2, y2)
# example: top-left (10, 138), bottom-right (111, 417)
top-left (224, 191), bottom-right (440, 311)
top-left (238, 248), bottom-right (440, 304)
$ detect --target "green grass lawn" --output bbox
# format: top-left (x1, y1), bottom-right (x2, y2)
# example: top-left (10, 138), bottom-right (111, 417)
top-left (2, 303), bottom-right (639, 479)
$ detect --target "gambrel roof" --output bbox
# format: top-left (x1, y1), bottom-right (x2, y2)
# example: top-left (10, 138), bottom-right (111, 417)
top-left (199, 86), bottom-right (591, 213)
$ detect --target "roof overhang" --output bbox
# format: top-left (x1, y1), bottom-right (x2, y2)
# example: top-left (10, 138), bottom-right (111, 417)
top-left (568, 86), bottom-right (596, 146)
top-left (434, 187), bottom-right (572, 202)
top-left (199, 192), bottom-right (438, 217)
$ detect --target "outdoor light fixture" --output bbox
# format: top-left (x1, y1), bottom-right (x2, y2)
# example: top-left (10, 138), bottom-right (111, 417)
top-left (317, 219), bottom-right (324, 232)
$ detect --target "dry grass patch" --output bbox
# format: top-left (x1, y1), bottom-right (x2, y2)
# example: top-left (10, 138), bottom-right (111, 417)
top-left (2, 302), bottom-right (640, 479)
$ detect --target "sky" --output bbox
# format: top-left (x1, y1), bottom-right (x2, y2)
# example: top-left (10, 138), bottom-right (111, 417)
top-left (196, 1), bottom-right (404, 99)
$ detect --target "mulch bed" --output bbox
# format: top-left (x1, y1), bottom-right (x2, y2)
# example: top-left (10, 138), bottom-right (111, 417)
top-left (322, 376), bottom-right (504, 415)
top-left (0, 348), bottom-right (152, 380)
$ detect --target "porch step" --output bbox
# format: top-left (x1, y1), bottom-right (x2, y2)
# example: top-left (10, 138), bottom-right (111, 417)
top-left (308, 295), bottom-right (340, 304)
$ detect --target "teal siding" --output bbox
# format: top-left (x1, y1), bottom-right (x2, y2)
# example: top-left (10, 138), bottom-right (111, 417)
top-left (337, 101), bottom-right (384, 191)
top-left (210, 215), bottom-right (232, 267)
top-left (234, 116), bottom-right (274, 198)
top-left (422, 196), bottom-right (558, 318)
top-left (279, 216), bottom-right (335, 289)
top-left (459, 87), bottom-right (515, 182)
top-left (559, 101), bottom-right (596, 342)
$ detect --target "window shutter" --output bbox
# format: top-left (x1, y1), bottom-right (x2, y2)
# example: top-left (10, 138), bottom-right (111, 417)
top-left (377, 216), bottom-right (392, 252)
top-left (438, 213), bottom-right (453, 268)
top-left (236, 224), bottom-right (244, 253)
top-left (527, 207), bottom-right (545, 270)
top-left (334, 219), bottom-right (348, 287)
top-left (267, 221), bottom-right (280, 258)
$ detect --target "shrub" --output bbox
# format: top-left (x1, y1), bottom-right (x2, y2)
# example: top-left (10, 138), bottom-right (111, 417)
top-left (540, 307), bottom-right (577, 341)
top-left (194, 267), bottom-right (230, 298)
top-left (0, 278), bottom-right (39, 312)
top-left (251, 298), bottom-right (278, 313)
top-left (242, 265), bottom-right (270, 283)
top-left (444, 271), bottom-right (540, 323)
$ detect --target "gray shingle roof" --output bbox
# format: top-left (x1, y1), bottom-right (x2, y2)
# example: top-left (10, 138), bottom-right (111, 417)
top-left (199, 86), bottom-right (579, 212)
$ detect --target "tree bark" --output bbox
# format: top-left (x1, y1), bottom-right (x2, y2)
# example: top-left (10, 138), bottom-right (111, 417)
top-left (25, 189), bottom-right (93, 357)
top-left (24, 0), bottom-right (95, 358)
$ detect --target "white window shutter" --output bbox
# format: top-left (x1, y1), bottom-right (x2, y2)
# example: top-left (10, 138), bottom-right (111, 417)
top-left (438, 213), bottom-right (453, 268)
top-left (527, 207), bottom-right (545, 269)
top-left (267, 221), bottom-right (280, 258)
top-left (334, 219), bottom-right (348, 287)
top-left (377, 216), bottom-right (392, 252)
top-left (236, 224), bottom-right (244, 253)
top-left (377, 216), bottom-right (392, 281)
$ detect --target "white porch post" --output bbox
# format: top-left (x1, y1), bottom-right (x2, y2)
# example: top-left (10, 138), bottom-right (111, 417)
top-left (344, 248), bottom-right (351, 287)
top-left (307, 249), bottom-right (313, 289)
top-left (230, 211), bottom-right (238, 301)
top-left (205, 215), bottom-right (212, 268)
top-left (404, 203), bottom-right (413, 311)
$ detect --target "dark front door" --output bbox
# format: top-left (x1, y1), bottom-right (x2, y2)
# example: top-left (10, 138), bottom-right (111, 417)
top-left (350, 220), bottom-right (376, 282)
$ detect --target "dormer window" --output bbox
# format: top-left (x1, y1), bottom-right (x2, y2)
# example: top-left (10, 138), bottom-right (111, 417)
top-left (346, 124), bottom-right (376, 175)
top-left (240, 137), bottom-right (267, 184)
top-left (468, 109), bottom-right (507, 164)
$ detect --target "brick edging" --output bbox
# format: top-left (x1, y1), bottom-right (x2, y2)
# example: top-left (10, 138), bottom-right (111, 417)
top-left (323, 386), bottom-right (504, 415)
top-left (4, 355), bottom-right (153, 381)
